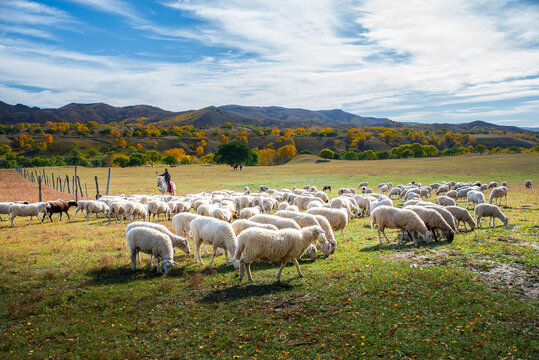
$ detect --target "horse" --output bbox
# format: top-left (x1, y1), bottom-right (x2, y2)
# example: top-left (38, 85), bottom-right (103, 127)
top-left (157, 176), bottom-right (176, 196)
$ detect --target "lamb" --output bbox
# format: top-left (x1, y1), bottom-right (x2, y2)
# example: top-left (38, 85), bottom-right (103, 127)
top-left (235, 225), bottom-right (326, 282)
top-left (9, 202), bottom-right (51, 227)
top-left (125, 221), bottom-right (190, 255)
top-left (306, 207), bottom-right (349, 242)
top-left (126, 227), bottom-right (176, 274)
top-left (445, 206), bottom-right (476, 231)
top-left (261, 198), bottom-right (277, 214)
top-left (437, 196), bottom-right (456, 207)
top-left (147, 200), bottom-right (171, 222)
top-left (488, 187), bottom-right (507, 206)
top-left (44, 200), bottom-right (78, 222)
top-left (172, 213), bottom-right (201, 238)
top-left (370, 206), bottom-right (432, 247)
top-left (467, 190), bottom-right (485, 208)
top-left (525, 180), bottom-right (532, 189)
top-left (231, 219), bottom-right (279, 236)
top-left (406, 206), bottom-right (454, 242)
top-left (189, 217), bottom-right (239, 269)
top-left (474, 204), bottom-right (508, 227)
top-left (249, 214), bottom-right (302, 230)
top-left (239, 207), bottom-right (261, 219)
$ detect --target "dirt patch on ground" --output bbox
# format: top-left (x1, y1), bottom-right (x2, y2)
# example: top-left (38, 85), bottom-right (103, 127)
top-left (0, 170), bottom-right (88, 202)
top-left (385, 249), bottom-right (538, 301)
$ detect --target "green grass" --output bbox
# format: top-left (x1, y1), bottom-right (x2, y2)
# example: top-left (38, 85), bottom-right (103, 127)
top-left (0, 153), bottom-right (538, 359)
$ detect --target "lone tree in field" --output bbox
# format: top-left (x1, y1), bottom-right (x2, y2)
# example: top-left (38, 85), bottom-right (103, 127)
top-left (319, 148), bottom-right (334, 160)
top-left (215, 141), bottom-right (258, 166)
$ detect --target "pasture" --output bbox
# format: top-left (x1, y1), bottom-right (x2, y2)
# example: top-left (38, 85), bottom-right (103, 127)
top-left (0, 153), bottom-right (538, 359)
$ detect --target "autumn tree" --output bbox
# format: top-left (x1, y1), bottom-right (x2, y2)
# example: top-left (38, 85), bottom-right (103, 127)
top-left (319, 148), bottom-right (334, 159)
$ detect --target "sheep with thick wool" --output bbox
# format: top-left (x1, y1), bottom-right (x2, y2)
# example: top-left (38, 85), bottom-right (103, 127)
top-left (369, 196), bottom-right (393, 216)
top-left (422, 205), bottom-right (459, 232)
top-left (444, 206), bottom-right (476, 231)
top-left (126, 221), bottom-right (190, 255)
top-left (0, 201), bottom-right (27, 220)
top-left (406, 206), bottom-right (454, 242)
top-left (189, 217), bottom-right (239, 269)
top-left (9, 202), bottom-right (51, 227)
top-left (126, 227), bottom-right (176, 274)
top-left (489, 187), bottom-right (507, 206)
top-left (248, 214), bottom-right (301, 230)
top-left (172, 213), bottom-right (200, 238)
top-left (124, 202), bottom-right (148, 222)
top-left (446, 190), bottom-right (458, 200)
top-left (437, 196), bottom-right (456, 207)
top-left (474, 204), bottom-right (508, 227)
top-left (211, 206), bottom-right (233, 223)
top-left (235, 225), bottom-right (326, 282)
top-left (306, 207), bottom-right (349, 242)
top-left (239, 206), bottom-right (261, 219)
top-left (312, 214), bottom-right (337, 256)
top-left (467, 190), bottom-right (485, 208)
top-left (167, 201), bottom-right (191, 214)
top-left (85, 201), bottom-right (110, 220)
top-left (388, 188), bottom-right (402, 199)
top-left (108, 200), bottom-right (128, 223)
top-left (306, 200), bottom-right (324, 209)
top-left (370, 206), bottom-right (432, 247)
top-left (147, 200), bottom-right (171, 222)
top-left (231, 219), bottom-right (279, 236)
top-left (262, 198), bottom-right (277, 214)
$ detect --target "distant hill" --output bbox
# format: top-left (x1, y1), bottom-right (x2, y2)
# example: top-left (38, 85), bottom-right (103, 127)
top-left (0, 101), bottom-right (534, 134)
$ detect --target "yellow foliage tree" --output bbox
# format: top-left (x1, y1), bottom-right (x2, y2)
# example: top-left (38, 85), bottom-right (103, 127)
top-left (196, 146), bottom-right (204, 157)
top-left (276, 144), bottom-right (297, 163)
top-left (257, 148), bottom-right (277, 166)
top-left (43, 134), bottom-right (53, 144)
top-left (220, 134), bottom-right (229, 143)
top-left (135, 143), bottom-right (144, 151)
top-left (163, 148), bottom-right (186, 162)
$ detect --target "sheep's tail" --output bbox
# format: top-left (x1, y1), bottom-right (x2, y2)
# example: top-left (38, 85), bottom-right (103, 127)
top-left (234, 240), bottom-right (244, 262)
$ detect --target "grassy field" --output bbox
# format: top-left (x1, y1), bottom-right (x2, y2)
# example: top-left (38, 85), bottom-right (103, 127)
top-left (0, 153), bottom-right (537, 359)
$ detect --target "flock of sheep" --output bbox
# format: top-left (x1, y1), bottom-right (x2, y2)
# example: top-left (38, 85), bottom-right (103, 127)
top-left (0, 179), bottom-right (532, 281)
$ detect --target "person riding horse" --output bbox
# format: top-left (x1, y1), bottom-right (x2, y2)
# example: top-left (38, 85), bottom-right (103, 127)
top-left (159, 169), bottom-right (172, 192)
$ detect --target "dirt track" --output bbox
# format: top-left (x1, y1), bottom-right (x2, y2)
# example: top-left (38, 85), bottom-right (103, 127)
top-left (0, 170), bottom-right (88, 202)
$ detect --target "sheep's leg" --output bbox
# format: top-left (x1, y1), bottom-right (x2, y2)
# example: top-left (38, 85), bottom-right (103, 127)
top-left (148, 254), bottom-right (153, 267)
top-left (341, 229), bottom-right (345, 242)
top-left (432, 230), bottom-right (438, 242)
top-left (246, 263), bottom-right (254, 282)
top-left (224, 248), bottom-right (230, 266)
top-left (381, 228), bottom-right (391, 244)
top-left (293, 258), bottom-right (304, 278)
top-left (208, 246), bottom-right (217, 269)
top-left (398, 230), bottom-right (404, 245)
top-left (10, 215), bottom-right (15, 227)
top-left (276, 261), bottom-right (286, 282)
top-left (239, 262), bottom-right (245, 281)
top-left (131, 251), bottom-right (138, 271)
top-left (377, 229), bottom-right (384, 245)
top-left (195, 240), bottom-right (204, 266)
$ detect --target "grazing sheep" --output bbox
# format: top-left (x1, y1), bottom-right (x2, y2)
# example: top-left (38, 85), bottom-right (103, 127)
top-left (369, 196), bottom-right (393, 216)
top-left (249, 214), bottom-right (302, 230)
top-left (370, 206), bottom-right (432, 247)
top-left (306, 200), bottom-right (324, 209)
top-left (190, 217), bottom-right (239, 269)
top-left (277, 202), bottom-right (290, 211)
top-left (467, 190), bottom-right (485, 208)
top-left (262, 198), bottom-right (277, 214)
top-left (306, 207), bottom-right (349, 242)
top-left (313, 191), bottom-right (329, 203)
top-left (525, 180), bottom-right (532, 189)
top-left (210, 206), bottom-right (233, 223)
top-left (330, 197), bottom-right (359, 216)
top-left (235, 225), bottom-right (326, 282)
top-left (501, 181), bottom-right (507, 187)
top-left (312, 214), bottom-right (337, 256)
top-left (361, 187), bottom-right (374, 194)
top-left (405, 192), bottom-right (421, 201)
top-left (172, 212), bottom-right (201, 238)
top-left (9, 202), bottom-right (51, 227)
top-left (287, 205), bottom-right (300, 212)
top-left (239, 207), bottom-right (261, 219)
top-left (488, 187), bottom-right (507, 206)
top-left (437, 196), bottom-right (456, 207)
top-left (488, 182), bottom-right (498, 189)
top-left (126, 227), bottom-right (176, 274)
top-left (435, 185), bottom-right (449, 195)
top-left (445, 206), bottom-right (476, 231)
top-left (124, 202), bottom-right (148, 222)
top-left (406, 206), bottom-right (454, 242)
top-left (147, 200), bottom-right (171, 222)
top-left (196, 203), bottom-right (215, 217)
top-left (446, 190), bottom-right (458, 200)
top-left (85, 201), bottom-right (110, 220)
top-left (231, 219), bottom-right (279, 236)
top-left (322, 185), bottom-right (332, 192)
top-left (358, 182), bottom-right (368, 189)
top-left (44, 200), bottom-right (77, 222)
top-left (125, 221), bottom-right (190, 257)
top-left (422, 205), bottom-right (459, 232)
top-left (167, 201), bottom-right (191, 214)
top-left (474, 204), bottom-right (508, 227)
top-left (388, 188), bottom-right (402, 199)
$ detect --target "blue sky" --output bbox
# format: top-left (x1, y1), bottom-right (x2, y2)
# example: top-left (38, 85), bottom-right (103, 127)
top-left (1, 0), bottom-right (538, 127)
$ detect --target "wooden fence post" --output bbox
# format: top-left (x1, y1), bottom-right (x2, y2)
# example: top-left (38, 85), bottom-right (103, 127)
top-left (77, 176), bottom-right (83, 198)
top-left (38, 175), bottom-right (42, 202)
top-left (95, 176), bottom-right (100, 199)
top-left (65, 175), bottom-right (70, 194)
top-left (106, 168), bottom-right (111, 196)
top-left (84, 183), bottom-right (88, 198)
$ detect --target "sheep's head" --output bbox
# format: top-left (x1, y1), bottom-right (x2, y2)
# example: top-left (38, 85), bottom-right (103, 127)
top-left (160, 260), bottom-right (177, 275)
top-left (502, 216), bottom-right (509, 226)
top-left (444, 230), bottom-right (455, 243)
top-left (231, 258), bottom-right (240, 269)
top-left (422, 231), bottom-right (433, 243)
top-left (175, 236), bottom-right (190, 255)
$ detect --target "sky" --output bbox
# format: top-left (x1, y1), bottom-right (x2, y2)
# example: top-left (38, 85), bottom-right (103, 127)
top-left (0, 0), bottom-right (538, 127)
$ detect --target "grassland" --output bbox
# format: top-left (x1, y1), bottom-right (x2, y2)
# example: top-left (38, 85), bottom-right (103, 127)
top-left (0, 153), bottom-right (537, 359)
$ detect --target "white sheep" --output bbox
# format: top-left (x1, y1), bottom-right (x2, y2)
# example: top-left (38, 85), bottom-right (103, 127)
top-left (108, 200), bottom-right (128, 223)
top-left (85, 201), bottom-right (110, 220)
top-left (172, 213), bottom-right (200, 237)
top-left (261, 198), bottom-right (277, 214)
top-left (467, 190), bottom-right (485, 208)
top-left (445, 206), bottom-right (476, 231)
top-left (306, 207), bottom-right (349, 242)
top-left (422, 205), bottom-right (459, 233)
top-left (210, 206), bottom-right (233, 223)
top-left (124, 202), bottom-right (148, 222)
top-left (446, 190), bottom-right (458, 200)
top-left (306, 200), bottom-right (324, 209)
top-left (437, 196), bottom-right (456, 207)
top-left (358, 182), bottom-right (368, 188)
top-left (231, 219), bottom-right (279, 236)
top-left (167, 201), bottom-right (191, 214)
top-left (489, 187), bottom-right (507, 206)
top-left (370, 206), bottom-right (432, 247)
top-left (126, 227), bottom-right (176, 274)
top-left (435, 185), bottom-right (449, 195)
top-left (239, 207), bottom-right (261, 219)
top-left (488, 181), bottom-right (498, 189)
top-left (312, 214), bottom-right (337, 256)
top-left (406, 206), bottom-right (454, 242)
top-left (9, 202), bottom-right (51, 227)
top-left (313, 191), bottom-right (329, 203)
top-left (147, 200), bottom-right (171, 222)
top-left (388, 188), bottom-right (402, 199)
top-left (235, 225), bottom-right (326, 282)
top-left (125, 221), bottom-right (190, 255)
top-left (248, 214), bottom-right (302, 230)
top-left (369, 196), bottom-right (393, 216)
top-left (474, 204), bottom-right (508, 227)
top-left (189, 217), bottom-right (239, 269)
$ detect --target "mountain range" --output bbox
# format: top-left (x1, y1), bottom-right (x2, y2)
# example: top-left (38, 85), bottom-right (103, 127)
top-left (0, 100), bottom-right (532, 133)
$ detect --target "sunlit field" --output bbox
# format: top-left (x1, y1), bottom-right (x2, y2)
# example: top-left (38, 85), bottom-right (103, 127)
top-left (0, 153), bottom-right (537, 359)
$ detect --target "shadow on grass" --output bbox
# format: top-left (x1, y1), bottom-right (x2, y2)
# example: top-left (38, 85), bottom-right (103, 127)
top-left (201, 281), bottom-right (295, 303)
top-left (360, 240), bottom-right (451, 252)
